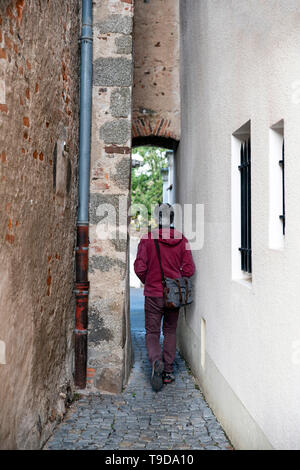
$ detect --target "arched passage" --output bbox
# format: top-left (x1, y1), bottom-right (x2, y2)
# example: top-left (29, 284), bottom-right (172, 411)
top-left (132, 134), bottom-right (179, 151)
top-left (129, 143), bottom-right (176, 332)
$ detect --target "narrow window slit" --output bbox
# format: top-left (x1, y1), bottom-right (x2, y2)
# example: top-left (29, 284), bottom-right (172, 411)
top-left (238, 138), bottom-right (252, 274)
top-left (279, 139), bottom-right (285, 235)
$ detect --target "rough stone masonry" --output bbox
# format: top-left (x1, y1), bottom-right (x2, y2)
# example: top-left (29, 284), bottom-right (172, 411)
top-left (88, 0), bottom-right (180, 392)
top-left (87, 0), bottom-right (134, 393)
top-left (0, 0), bottom-right (80, 449)
top-left (87, 0), bottom-right (180, 394)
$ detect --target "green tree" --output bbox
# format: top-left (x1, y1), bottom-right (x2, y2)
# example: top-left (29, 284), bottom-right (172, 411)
top-left (131, 146), bottom-right (168, 227)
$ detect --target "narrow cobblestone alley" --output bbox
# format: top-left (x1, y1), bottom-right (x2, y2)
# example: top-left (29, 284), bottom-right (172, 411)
top-left (45, 290), bottom-right (232, 451)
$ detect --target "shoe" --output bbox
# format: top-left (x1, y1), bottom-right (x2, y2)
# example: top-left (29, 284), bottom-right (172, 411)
top-left (163, 372), bottom-right (175, 384)
top-left (150, 360), bottom-right (164, 392)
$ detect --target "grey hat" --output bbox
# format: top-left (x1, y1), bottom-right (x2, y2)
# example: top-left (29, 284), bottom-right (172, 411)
top-left (154, 203), bottom-right (174, 227)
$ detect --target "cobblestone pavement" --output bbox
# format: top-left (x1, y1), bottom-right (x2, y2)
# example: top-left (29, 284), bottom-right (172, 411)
top-left (45, 329), bottom-right (232, 450)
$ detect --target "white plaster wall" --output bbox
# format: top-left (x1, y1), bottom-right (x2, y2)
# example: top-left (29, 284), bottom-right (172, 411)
top-left (178, 0), bottom-right (300, 450)
top-left (130, 237), bottom-right (142, 288)
top-left (167, 150), bottom-right (176, 205)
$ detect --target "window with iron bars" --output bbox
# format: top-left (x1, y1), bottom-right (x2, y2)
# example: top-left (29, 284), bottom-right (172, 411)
top-left (238, 139), bottom-right (252, 273)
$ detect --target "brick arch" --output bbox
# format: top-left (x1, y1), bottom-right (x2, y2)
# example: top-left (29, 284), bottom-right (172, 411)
top-left (132, 134), bottom-right (178, 150)
top-left (132, 118), bottom-right (179, 148)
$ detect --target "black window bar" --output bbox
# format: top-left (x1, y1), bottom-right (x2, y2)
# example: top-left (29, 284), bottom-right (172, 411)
top-left (279, 140), bottom-right (285, 235)
top-left (238, 139), bottom-right (252, 273)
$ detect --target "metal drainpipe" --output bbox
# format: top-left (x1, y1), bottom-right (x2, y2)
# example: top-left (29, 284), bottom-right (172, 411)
top-left (75, 0), bottom-right (93, 389)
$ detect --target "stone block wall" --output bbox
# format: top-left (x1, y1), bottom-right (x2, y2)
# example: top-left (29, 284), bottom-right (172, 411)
top-left (87, 0), bottom-right (181, 392)
top-left (87, 0), bottom-right (134, 393)
top-left (0, 0), bottom-right (80, 449)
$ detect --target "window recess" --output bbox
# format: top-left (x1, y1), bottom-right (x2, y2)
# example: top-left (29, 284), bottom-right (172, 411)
top-left (279, 140), bottom-right (285, 235)
top-left (269, 120), bottom-right (285, 249)
top-left (232, 121), bottom-right (252, 282)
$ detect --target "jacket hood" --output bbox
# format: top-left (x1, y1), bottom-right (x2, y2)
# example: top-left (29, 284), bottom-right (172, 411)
top-left (152, 227), bottom-right (184, 246)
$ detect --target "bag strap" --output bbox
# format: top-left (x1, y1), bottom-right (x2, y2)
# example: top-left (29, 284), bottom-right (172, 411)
top-left (154, 238), bottom-right (166, 286)
top-left (184, 278), bottom-right (189, 303)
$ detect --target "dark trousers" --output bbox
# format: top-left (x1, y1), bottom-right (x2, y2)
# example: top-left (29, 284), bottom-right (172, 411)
top-left (144, 296), bottom-right (179, 373)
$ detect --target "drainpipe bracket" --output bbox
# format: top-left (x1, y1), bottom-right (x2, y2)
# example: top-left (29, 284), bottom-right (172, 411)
top-left (74, 329), bottom-right (88, 335)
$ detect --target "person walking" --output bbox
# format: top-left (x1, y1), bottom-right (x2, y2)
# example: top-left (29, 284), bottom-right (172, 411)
top-left (134, 203), bottom-right (195, 392)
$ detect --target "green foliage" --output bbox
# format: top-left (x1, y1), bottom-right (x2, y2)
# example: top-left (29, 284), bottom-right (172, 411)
top-left (72, 392), bottom-right (81, 402)
top-left (131, 146), bottom-right (168, 227)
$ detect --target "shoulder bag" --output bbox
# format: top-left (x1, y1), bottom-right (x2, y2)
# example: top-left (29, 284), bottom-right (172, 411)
top-left (154, 238), bottom-right (193, 309)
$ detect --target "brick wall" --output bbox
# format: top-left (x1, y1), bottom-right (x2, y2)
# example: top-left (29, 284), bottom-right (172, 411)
top-left (0, 0), bottom-right (80, 449)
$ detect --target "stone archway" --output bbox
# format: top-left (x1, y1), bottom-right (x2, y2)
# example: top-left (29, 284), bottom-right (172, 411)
top-left (133, 118), bottom-right (179, 146)
top-left (132, 118), bottom-right (179, 151)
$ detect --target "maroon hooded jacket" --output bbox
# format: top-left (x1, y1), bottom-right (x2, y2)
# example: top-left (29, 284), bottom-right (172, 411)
top-left (134, 227), bottom-right (195, 297)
